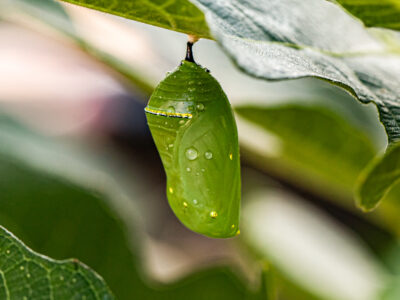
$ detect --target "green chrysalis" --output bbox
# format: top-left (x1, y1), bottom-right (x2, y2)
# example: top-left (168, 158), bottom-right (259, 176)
top-left (145, 42), bottom-right (240, 238)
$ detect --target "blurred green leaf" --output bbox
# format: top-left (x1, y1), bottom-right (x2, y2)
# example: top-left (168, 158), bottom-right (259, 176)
top-left (378, 239), bottom-right (400, 299)
top-left (58, 0), bottom-right (211, 38)
top-left (333, 0), bottom-right (400, 31)
top-left (193, 0), bottom-right (400, 144)
top-left (0, 115), bottom-right (150, 300)
top-left (356, 142), bottom-right (400, 211)
top-left (242, 189), bottom-right (387, 300)
top-left (236, 104), bottom-right (376, 196)
top-left (381, 278), bottom-right (400, 300)
top-left (0, 225), bottom-right (113, 299)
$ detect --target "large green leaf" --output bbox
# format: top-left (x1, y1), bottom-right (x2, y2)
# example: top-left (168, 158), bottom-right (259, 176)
top-left (0, 226), bottom-right (113, 299)
top-left (192, 0), bottom-right (400, 145)
top-left (236, 104), bottom-right (376, 198)
top-left (356, 142), bottom-right (400, 212)
top-left (58, 0), bottom-right (211, 38)
top-left (333, 0), bottom-right (400, 31)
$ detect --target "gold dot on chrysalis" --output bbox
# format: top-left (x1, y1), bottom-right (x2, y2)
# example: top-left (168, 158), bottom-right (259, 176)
top-left (210, 211), bottom-right (218, 218)
top-left (229, 153), bottom-right (233, 160)
top-left (169, 187), bottom-right (173, 194)
top-left (231, 224), bottom-right (235, 229)
top-left (236, 230), bottom-right (241, 236)
top-left (183, 202), bottom-right (188, 208)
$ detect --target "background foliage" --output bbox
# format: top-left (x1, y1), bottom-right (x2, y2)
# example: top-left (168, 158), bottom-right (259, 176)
top-left (0, 0), bottom-right (400, 299)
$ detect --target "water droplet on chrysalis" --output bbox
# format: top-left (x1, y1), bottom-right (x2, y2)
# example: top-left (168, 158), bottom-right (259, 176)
top-left (201, 168), bottom-right (205, 172)
top-left (210, 211), bottom-right (218, 218)
top-left (185, 148), bottom-right (198, 160)
top-left (186, 167), bottom-right (191, 172)
top-left (205, 151), bottom-right (213, 159)
top-left (196, 103), bottom-right (204, 111)
top-left (193, 199), bottom-right (198, 205)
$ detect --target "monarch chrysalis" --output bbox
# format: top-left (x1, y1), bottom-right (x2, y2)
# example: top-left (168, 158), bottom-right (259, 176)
top-left (145, 41), bottom-right (240, 238)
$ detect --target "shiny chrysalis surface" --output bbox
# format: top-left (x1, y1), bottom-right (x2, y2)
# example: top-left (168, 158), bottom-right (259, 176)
top-left (145, 54), bottom-right (240, 238)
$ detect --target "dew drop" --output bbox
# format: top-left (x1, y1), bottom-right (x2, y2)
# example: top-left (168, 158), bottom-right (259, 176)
top-left (196, 172), bottom-right (200, 176)
top-left (196, 103), bottom-right (204, 111)
top-left (6, 250), bottom-right (10, 254)
top-left (193, 199), bottom-right (198, 205)
top-left (201, 168), bottom-right (205, 172)
top-left (26, 273), bottom-right (31, 278)
top-left (210, 211), bottom-right (218, 218)
top-left (204, 151), bottom-right (213, 160)
top-left (185, 148), bottom-right (198, 160)
top-left (186, 167), bottom-right (191, 172)
top-left (20, 266), bottom-right (24, 271)
top-left (183, 202), bottom-right (188, 208)
top-left (72, 278), bottom-right (77, 283)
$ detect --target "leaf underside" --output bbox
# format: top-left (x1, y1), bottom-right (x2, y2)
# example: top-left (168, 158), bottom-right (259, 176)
top-left (192, 0), bottom-right (400, 145)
